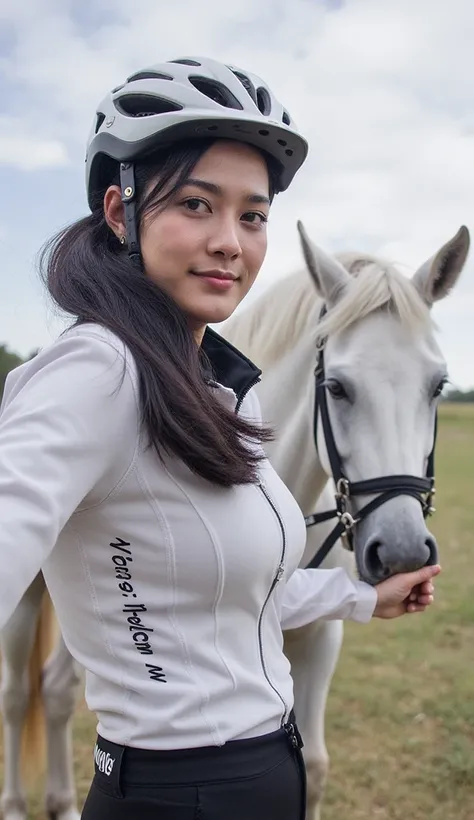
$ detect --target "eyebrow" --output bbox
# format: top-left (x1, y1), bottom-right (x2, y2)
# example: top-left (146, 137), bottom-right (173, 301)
top-left (183, 177), bottom-right (270, 206)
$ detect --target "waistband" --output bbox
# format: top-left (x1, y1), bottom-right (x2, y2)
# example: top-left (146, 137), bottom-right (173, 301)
top-left (93, 719), bottom-right (304, 797)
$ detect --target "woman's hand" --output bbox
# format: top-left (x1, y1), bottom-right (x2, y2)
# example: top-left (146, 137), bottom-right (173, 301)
top-left (373, 564), bottom-right (441, 619)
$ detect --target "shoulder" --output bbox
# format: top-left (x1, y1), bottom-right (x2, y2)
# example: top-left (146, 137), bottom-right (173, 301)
top-left (48, 323), bottom-right (133, 372)
top-left (2, 323), bottom-right (139, 413)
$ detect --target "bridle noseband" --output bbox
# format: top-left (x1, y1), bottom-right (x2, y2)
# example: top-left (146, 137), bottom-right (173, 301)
top-left (304, 309), bottom-right (437, 570)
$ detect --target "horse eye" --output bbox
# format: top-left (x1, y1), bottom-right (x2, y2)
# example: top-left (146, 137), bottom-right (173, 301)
top-left (325, 379), bottom-right (347, 400)
top-left (433, 377), bottom-right (448, 399)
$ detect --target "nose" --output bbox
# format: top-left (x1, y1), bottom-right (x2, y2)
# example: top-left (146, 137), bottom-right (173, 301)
top-left (364, 530), bottom-right (438, 582)
top-left (207, 216), bottom-right (242, 259)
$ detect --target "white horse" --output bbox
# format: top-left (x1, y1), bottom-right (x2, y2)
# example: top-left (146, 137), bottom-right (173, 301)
top-left (0, 573), bottom-right (82, 820)
top-left (222, 221), bottom-right (470, 819)
top-left (0, 223), bottom-right (469, 820)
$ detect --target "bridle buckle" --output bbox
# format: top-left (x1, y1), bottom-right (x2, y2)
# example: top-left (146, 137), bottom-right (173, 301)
top-left (337, 510), bottom-right (359, 531)
top-left (335, 477), bottom-right (350, 499)
top-left (425, 480), bottom-right (436, 515)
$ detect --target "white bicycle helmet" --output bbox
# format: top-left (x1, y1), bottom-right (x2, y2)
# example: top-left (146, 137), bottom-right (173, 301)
top-left (85, 55), bottom-right (308, 208)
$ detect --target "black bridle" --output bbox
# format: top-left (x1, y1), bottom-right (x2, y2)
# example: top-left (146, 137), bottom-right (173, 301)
top-left (304, 315), bottom-right (437, 570)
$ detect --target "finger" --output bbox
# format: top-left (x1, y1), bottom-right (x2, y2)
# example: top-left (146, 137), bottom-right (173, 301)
top-left (414, 564), bottom-right (442, 584)
top-left (409, 582), bottom-right (434, 603)
top-left (415, 594), bottom-right (434, 606)
top-left (407, 602), bottom-right (427, 613)
top-left (402, 564), bottom-right (441, 592)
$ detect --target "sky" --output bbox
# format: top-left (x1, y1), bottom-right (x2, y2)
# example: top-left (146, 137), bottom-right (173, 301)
top-left (0, 0), bottom-right (473, 387)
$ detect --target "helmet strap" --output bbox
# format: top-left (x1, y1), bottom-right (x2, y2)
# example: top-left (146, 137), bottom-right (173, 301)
top-left (120, 162), bottom-right (142, 268)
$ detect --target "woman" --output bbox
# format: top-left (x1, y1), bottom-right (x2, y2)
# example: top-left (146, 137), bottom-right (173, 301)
top-left (0, 56), bottom-right (439, 819)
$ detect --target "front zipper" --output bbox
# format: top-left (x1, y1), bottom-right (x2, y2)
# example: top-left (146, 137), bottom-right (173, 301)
top-left (257, 480), bottom-right (289, 726)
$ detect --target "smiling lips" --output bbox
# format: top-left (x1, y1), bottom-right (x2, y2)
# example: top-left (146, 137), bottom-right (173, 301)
top-left (190, 269), bottom-right (238, 290)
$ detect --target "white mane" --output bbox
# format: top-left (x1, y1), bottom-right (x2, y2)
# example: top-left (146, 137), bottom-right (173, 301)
top-left (224, 251), bottom-right (434, 370)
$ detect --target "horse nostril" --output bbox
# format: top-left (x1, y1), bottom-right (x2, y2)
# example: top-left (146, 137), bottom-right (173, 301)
top-left (364, 531), bottom-right (438, 580)
top-left (425, 535), bottom-right (439, 566)
top-left (365, 539), bottom-right (391, 581)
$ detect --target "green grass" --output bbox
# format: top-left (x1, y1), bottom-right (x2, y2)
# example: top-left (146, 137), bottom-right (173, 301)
top-left (322, 403), bottom-right (474, 820)
top-left (2, 403), bottom-right (473, 818)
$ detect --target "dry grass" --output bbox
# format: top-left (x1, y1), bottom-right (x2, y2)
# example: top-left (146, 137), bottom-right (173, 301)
top-left (0, 402), bottom-right (473, 818)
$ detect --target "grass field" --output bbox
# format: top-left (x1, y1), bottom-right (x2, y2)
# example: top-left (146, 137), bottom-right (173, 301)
top-left (1, 403), bottom-right (473, 819)
top-left (324, 403), bottom-right (474, 820)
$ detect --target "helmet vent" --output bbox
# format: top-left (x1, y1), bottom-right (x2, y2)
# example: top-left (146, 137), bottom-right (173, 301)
top-left (256, 86), bottom-right (271, 116)
top-left (189, 76), bottom-right (243, 110)
top-left (95, 112), bottom-right (106, 133)
top-left (169, 58), bottom-right (202, 67)
top-left (114, 94), bottom-right (183, 117)
top-left (231, 70), bottom-right (257, 104)
top-left (127, 70), bottom-right (174, 82)
top-left (282, 110), bottom-right (291, 125)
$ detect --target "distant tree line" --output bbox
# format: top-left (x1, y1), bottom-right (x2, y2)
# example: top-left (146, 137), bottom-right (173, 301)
top-left (0, 341), bottom-right (473, 404)
top-left (0, 344), bottom-right (38, 402)
top-left (443, 388), bottom-right (474, 403)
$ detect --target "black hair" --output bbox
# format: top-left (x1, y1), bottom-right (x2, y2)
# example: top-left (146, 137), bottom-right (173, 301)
top-left (40, 138), bottom-right (279, 486)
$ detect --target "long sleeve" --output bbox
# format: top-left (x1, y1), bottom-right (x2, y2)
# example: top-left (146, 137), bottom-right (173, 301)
top-left (278, 566), bottom-right (377, 630)
top-left (0, 328), bottom-right (138, 631)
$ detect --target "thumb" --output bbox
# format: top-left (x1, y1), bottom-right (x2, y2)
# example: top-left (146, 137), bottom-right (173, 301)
top-left (405, 564), bottom-right (441, 586)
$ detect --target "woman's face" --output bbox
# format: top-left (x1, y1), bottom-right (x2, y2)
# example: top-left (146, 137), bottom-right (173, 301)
top-left (107, 140), bottom-right (271, 340)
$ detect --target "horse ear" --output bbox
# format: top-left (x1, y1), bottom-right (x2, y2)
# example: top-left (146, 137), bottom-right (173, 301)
top-left (412, 226), bottom-right (470, 305)
top-left (297, 221), bottom-right (350, 306)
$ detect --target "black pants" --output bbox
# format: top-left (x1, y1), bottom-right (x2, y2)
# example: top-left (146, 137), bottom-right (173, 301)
top-left (81, 721), bottom-right (306, 819)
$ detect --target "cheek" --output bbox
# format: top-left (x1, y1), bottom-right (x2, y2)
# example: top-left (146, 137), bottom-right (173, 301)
top-left (245, 233), bottom-right (268, 277)
top-left (417, 405), bottom-right (437, 461)
top-left (141, 216), bottom-right (199, 264)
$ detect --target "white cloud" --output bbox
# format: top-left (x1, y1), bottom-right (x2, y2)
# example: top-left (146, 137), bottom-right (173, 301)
top-left (0, 117), bottom-right (68, 169)
top-left (0, 0), bottom-right (473, 384)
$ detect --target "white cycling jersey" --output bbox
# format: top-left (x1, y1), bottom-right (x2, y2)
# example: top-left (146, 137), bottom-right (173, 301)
top-left (0, 324), bottom-right (376, 749)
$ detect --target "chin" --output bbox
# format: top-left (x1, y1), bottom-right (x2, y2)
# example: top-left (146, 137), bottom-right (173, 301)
top-left (187, 301), bottom-right (239, 328)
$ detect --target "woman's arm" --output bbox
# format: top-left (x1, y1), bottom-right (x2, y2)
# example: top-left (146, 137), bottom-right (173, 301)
top-left (278, 563), bottom-right (439, 631)
top-left (0, 329), bottom-right (138, 630)
top-left (278, 566), bottom-right (377, 630)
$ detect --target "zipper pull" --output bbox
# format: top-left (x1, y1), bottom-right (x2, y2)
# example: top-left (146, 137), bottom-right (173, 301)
top-left (276, 562), bottom-right (285, 581)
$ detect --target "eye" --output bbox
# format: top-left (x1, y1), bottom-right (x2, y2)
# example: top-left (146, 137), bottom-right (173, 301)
top-left (433, 377), bottom-right (449, 399)
top-left (181, 197), bottom-right (211, 213)
top-left (325, 379), bottom-right (348, 400)
top-left (241, 211), bottom-right (268, 227)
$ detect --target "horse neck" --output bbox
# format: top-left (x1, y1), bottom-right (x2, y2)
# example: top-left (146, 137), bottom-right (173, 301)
top-left (258, 333), bottom-right (329, 514)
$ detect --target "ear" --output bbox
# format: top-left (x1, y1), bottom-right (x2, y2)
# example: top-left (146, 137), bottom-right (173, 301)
top-left (297, 220), bottom-right (351, 306)
top-left (103, 185), bottom-right (126, 240)
top-left (412, 226), bottom-right (470, 305)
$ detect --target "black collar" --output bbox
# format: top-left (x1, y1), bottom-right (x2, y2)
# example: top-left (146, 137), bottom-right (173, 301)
top-left (201, 327), bottom-right (261, 402)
